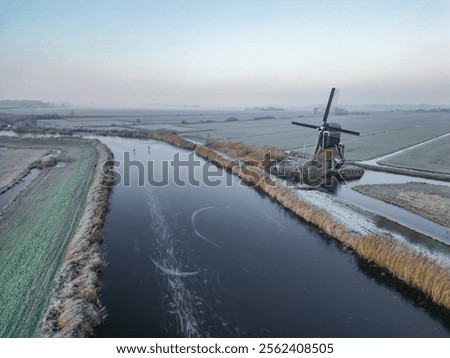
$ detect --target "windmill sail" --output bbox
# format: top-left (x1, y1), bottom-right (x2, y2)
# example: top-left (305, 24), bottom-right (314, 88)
top-left (291, 88), bottom-right (360, 154)
top-left (322, 87), bottom-right (336, 124)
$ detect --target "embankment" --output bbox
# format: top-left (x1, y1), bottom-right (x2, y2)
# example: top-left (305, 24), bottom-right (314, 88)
top-left (0, 165), bottom-right (30, 196)
top-left (354, 162), bottom-right (450, 182)
top-left (0, 139), bottom-right (47, 195)
top-left (39, 129), bottom-right (450, 314)
top-left (353, 183), bottom-right (450, 228)
top-left (41, 140), bottom-right (114, 337)
top-left (165, 139), bottom-right (450, 311)
top-left (0, 138), bottom-right (107, 337)
top-left (194, 144), bottom-right (450, 310)
top-left (207, 140), bottom-right (286, 164)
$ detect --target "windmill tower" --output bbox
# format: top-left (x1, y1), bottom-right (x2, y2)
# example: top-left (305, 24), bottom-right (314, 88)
top-left (292, 88), bottom-right (360, 170)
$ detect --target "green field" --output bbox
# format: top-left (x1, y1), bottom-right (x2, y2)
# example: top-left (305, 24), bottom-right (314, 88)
top-left (0, 139), bottom-right (96, 337)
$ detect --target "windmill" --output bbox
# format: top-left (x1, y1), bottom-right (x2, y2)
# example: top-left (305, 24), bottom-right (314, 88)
top-left (292, 88), bottom-right (360, 170)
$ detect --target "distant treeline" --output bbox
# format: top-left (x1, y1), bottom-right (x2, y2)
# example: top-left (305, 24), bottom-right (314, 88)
top-left (32, 113), bottom-right (61, 119)
top-left (0, 100), bottom-right (54, 108)
top-left (0, 112), bottom-right (61, 132)
top-left (247, 106), bottom-right (284, 111)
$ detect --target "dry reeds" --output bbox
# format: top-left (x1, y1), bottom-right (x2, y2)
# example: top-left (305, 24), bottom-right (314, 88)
top-left (113, 129), bottom-right (197, 150)
top-left (41, 140), bottom-right (114, 337)
top-left (193, 143), bottom-right (450, 311)
top-left (147, 130), bottom-right (197, 150)
top-left (352, 236), bottom-right (450, 308)
top-left (208, 140), bottom-right (286, 165)
top-left (42, 132), bottom-right (450, 337)
top-left (92, 130), bottom-right (450, 312)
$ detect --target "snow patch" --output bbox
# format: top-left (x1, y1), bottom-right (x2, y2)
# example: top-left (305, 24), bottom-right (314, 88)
top-left (295, 188), bottom-right (450, 266)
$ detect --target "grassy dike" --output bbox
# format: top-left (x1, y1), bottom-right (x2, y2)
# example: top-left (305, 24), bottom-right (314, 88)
top-left (41, 141), bottom-right (113, 337)
top-left (135, 130), bottom-right (450, 312)
top-left (9, 129), bottom-right (446, 337)
top-left (0, 138), bottom-right (112, 337)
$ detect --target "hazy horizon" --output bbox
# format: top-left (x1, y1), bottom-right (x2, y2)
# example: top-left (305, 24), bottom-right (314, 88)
top-left (1, 0), bottom-right (449, 108)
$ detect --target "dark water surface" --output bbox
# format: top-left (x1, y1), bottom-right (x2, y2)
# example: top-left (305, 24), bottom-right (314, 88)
top-left (91, 137), bottom-right (450, 337)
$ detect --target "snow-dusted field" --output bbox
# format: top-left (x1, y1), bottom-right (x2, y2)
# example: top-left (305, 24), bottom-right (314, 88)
top-left (296, 187), bottom-right (450, 266)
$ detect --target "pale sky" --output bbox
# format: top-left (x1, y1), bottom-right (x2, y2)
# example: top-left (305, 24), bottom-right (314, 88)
top-left (0, 0), bottom-right (449, 108)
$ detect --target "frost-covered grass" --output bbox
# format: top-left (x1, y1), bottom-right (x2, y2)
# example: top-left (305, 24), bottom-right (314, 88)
top-left (353, 183), bottom-right (450, 228)
top-left (0, 145), bottom-right (47, 193)
top-left (296, 188), bottom-right (450, 264)
top-left (106, 129), bottom-right (450, 312)
top-left (207, 140), bottom-right (286, 164)
top-left (0, 139), bottom-right (96, 337)
top-left (192, 142), bottom-right (450, 311)
top-left (42, 141), bottom-right (113, 338)
top-left (186, 111), bottom-right (450, 163)
top-left (378, 135), bottom-right (450, 174)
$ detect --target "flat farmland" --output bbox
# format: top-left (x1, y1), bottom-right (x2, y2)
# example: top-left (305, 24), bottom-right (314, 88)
top-left (379, 135), bottom-right (450, 174)
top-left (4, 108), bottom-right (449, 170)
top-left (0, 146), bottom-right (47, 193)
top-left (0, 138), bottom-right (97, 337)
top-left (8, 107), bottom-right (448, 163)
top-left (183, 111), bottom-right (450, 161)
top-left (353, 182), bottom-right (450, 227)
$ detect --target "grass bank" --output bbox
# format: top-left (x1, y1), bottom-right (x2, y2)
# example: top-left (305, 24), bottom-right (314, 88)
top-left (353, 182), bottom-right (450, 228)
top-left (0, 138), bottom-right (101, 337)
top-left (354, 162), bottom-right (450, 182)
top-left (41, 141), bottom-right (114, 337)
top-left (378, 135), bottom-right (450, 175)
top-left (0, 141), bottom-right (47, 194)
top-left (194, 144), bottom-right (450, 310)
top-left (122, 132), bottom-right (449, 312)
top-left (207, 140), bottom-right (286, 165)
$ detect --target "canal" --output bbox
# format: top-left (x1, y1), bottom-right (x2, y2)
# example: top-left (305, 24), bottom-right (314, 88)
top-left (94, 136), bottom-right (450, 338)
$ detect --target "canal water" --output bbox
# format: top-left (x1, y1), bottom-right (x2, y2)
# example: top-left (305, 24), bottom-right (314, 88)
top-left (0, 168), bottom-right (41, 210)
top-left (331, 170), bottom-right (450, 244)
top-left (95, 136), bottom-right (450, 338)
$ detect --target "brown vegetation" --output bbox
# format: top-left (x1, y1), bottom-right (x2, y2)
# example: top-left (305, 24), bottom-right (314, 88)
top-left (41, 140), bottom-right (114, 337)
top-left (146, 130), bottom-right (197, 150)
top-left (0, 144), bottom-right (47, 194)
top-left (96, 128), bottom-right (198, 150)
top-left (207, 140), bottom-right (286, 167)
top-left (39, 132), bottom-right (450, 335)
top-left (353, 183), bottom-right (450, 228)
top-left (65, 131), bottom-right (450, 314)
top-left (351, 235), bottom-right (450, 308)
top-left (193, 144), bottom-right (450, 311)
top-left (354, 162), bottom-right (450, 182)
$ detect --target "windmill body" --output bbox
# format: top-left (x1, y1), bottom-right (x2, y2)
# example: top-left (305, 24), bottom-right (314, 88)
top-left (292, 88), bottom-right (360, 171)
top-left (280, 88), bottom-right (365, 186)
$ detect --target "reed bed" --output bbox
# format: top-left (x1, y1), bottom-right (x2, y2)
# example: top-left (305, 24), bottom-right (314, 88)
top-left (43, 133), bottom-right (450, 337)
top-left (207, 140), bottom-right (286, 166)
top-left (111, 129), bottom-right (197, 150)
top-left (193, 144), bottom-right (450, 311)
top-left (41, 140), bottom-right (114, 337)
top-left (146, 130), bottom-right (197, 150)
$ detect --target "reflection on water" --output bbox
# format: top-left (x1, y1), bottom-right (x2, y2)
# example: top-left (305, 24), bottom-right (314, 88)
top-left (95, 137), bottom-right (450, 338)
